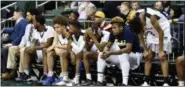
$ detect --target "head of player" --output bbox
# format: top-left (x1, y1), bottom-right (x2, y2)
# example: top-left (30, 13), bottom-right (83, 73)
top-left (53, 15), bottom-right (68, 35)
top-left (111, 17), bottom-right (125, 36)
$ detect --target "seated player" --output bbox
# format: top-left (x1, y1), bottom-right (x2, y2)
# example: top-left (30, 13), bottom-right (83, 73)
top-left (42, 15), bottom-right (70, 85)
top-left (56, 20), bottom-right (85, 86)
top-left (127, 7), bottom-right (172, 86)
top-left (17, 15), bottom-right (55, 81)
top-left (80, 11), bottom-right (111, 86)
top-left (94, 16), bottom-right (142, 86)
top-left (176, 56), bottom-right (185, 86)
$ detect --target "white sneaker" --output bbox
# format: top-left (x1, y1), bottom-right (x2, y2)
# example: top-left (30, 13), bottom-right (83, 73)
top-left (163, 83), bottom-right (169, 86)
top-left (67, 78), bottom-right (79, 86)
top-left (56, 80), bottom-right (68, 86)
top-left (141, 82), bottom-right (150, 86)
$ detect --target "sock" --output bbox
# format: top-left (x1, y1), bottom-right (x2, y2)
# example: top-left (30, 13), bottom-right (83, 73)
top-left (74, 73), bottom-right (80, 84)
top-left (143, 75), bottom-right (150, 83)
top-left (178, 81), bottom-right (184, 86)
top-left (59, 72), bottom-right (63, 77)
top-left (48, 71), bottom-right (54, 77)
top-left (44, 72), bottom-right (47, 75)
top-left (24, 69), bottom-right (29, 75)
top-left (122, 76), bottom-right (129, 85)
top-left (63, 72), bottom-right (68, 81)
top-left (97, 73), bottom-right (104, 83)
top-left (86, 73), bottom-right (92, 80)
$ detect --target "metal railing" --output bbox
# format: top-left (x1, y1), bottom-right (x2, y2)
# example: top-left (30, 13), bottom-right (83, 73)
top-left (36, 0), bottom-right (58, 9)
top-left (0, 2), bottom-right (17, 11)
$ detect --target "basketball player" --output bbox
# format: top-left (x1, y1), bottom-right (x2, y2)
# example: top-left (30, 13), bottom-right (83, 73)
top-left (176, 56), bottom-right (185, 86)
top-left (94, 16), bottom-right (142, 86)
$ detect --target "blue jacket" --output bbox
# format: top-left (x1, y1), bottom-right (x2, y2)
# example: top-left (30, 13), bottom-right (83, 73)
top-left (3, 18), bottom-right (28, 45)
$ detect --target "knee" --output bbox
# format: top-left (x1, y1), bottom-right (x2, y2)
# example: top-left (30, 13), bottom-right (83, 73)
top-left (43, 48), bottom-right (47, 53)
top-left (83, 52), bottom-right (90, 60)
top-left (61, 50), bottom-right (68, 57)
top-left (20, 47), bottom-right (25, 53)
top-left (176, 56), bottom-right (185, 65)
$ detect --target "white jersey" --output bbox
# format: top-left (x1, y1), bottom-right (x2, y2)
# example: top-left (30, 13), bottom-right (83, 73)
top-left (136, 8), bottom-right (171, 44)
top-left (71, 33), bottom-right (85, 54)
top-left (33, 25), bottom-right (55, 44)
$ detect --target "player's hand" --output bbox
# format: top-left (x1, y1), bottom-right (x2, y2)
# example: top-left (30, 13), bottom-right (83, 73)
top-left (102, 51), bottom-right (111, 59)
top-left (5, 43), bottom-right (12, 47)
top-left (143, 50), bottom-right (149, 58)
top-left (26, 46), bottom-right (36, 53)
top-left (47, 46), bottom-right (54, 52)
top-left (17, 46), bottom-right (23, 52)
top-left (159, 51), bottom-right (166, 61)
top-left (54, 44), bottom-right (61, 48)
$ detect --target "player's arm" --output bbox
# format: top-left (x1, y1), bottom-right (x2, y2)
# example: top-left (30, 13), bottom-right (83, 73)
top-left (103, 42), bottom-right (113, 52)
top-left (150, 15), bottom-right (164, 52)
top-left (138, 30), bottom-right (147, 51)
top-left (35, 37), bottom-right (54, 50)
top-left (84, 31), bottom-right (93, 51)
top-left (109, 43), bottom-right (132, 55)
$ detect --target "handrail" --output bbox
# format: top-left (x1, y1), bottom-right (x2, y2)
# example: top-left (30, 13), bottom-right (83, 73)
top-left (1, 17), bottom-right (13, 24)
top-left (36, 0), bottom-right (52, 8)
top-left (0, 2), bottom-right (17, 11)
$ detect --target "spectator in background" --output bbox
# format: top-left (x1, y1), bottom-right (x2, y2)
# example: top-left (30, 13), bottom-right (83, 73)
top-left (1, 8), bottom-right (28, 76)
top-left (131, 1), bottom-right (140, 11)
top-left (102, 1), bottom-right (122, 18)
top-left (119, 2), bottom-right (132, 24)
top-left (69, 11), bottom-right (79, 21)
top-left (162, 1), bottom-right (174, 19)
top-left (153, 1), bottom-right (168, 18)
top-left (78, 1), bottom-right (97, 20)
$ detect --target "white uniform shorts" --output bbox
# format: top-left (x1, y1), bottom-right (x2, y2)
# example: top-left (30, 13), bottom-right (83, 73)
top-left (104, 43), bottom-right (143, 70)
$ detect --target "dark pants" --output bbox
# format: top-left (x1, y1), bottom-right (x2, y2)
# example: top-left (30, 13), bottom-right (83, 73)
top-left (1, 46), bottom-right (9, 73)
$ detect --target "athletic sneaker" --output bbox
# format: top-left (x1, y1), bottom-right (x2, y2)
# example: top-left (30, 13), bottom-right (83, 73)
top-left (80, 79), bottom-right (93, 86)
top-left (68, 78), bottom-right (80, 86)
top-left (52, 77), bottom-right (63, 85)
top-left (141, 81), bottom-right (149, 86)
top-left (42, 76), bottom-right (55, 85)
top-left (163, 83), bottom-right (169, 86)
top-left (93, 81), bottom-right (106, 86)
top-left (15, 73), bottom-right (32, 81)
top-left (38, 74), bottom-right (47, 83)
top-left (56, 80), bottom-right (68, 86)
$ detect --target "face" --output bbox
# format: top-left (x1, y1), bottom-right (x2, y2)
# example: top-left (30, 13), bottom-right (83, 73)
top-left (33, 20), bottom-right (41, 30)
top-left (132, 3), bottom-right (139, 10)
top-left (94, 17), bottom-right (103, 24)
top-left (120, 4), bottom-right (128, 13)
top-left (12, 12), bottom-right (20, 20)
top-left (68, 24), bottom-right (78, 34)
top-left (69, 13), bottom-right (76, 21)
top-left (154, 2), bottom-right (163, 10)
top-left (54, 24), bottom-right (65, 34)
top-left (112, 23), bottom-right (122, 36)
top-left (26, 12), bottom-right (34, 23)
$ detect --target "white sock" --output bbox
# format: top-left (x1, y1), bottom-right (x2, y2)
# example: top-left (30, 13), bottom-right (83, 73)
top-left (48, 71), bottom-right (54, 77)
top-left (24, 69), bottom-right (29, 75)
top-left (122, 76), bottom-right (129, 85)
top-left (74, 73), bottom-right (80, 84)
top-left (178, 81), bottom-right (184, 86)
top-left (44, 72), bottom-right (47, 75)
top-left (63, 72), bottom-right (68, 81)
top-left (59, 72), bottom-right (63, 77)
top-left (86, 73), bottom-right (92, 80)
top-left (97, 73), bottom-right (104, 83)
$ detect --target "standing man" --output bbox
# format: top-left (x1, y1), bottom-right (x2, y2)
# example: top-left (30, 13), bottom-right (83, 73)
top-left (1, 8), bottom-right (28, 77)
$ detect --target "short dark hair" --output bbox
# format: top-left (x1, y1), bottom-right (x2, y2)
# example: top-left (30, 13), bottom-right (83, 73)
top-left (53, 15), bottom-right (68, 26)
top-left (27, 8), bottom-right (40, 16)
top-left (14, 8), bottom-right (23, 15)
top-left (71, 11), bottom-right (79, 19)
top-left (69, 20), bottom-right (82, 30)
top-left (35, 15), bottom-right (45, 25)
